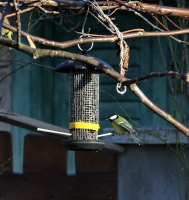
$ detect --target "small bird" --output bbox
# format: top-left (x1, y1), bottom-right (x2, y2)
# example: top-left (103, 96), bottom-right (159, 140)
top-left (0, 13), bottom-right (12, 40)
top-left (106, 114), bottom-right (142, 145)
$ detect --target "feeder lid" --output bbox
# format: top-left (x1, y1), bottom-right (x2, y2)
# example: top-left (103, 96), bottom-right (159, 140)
top-left (55, 53), bottom-right (114, 73)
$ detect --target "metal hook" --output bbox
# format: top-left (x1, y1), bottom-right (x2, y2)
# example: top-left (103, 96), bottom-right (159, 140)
top-left (77, 34), bottom-right (94, 52)
top-left (116, 83), bottom-right (127, 95)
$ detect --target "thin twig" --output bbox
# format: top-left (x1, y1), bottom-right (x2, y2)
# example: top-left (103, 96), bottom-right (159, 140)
top-left (6, 7), bottom-right (35, 18)
top-left (37, 5), bottom-right (59, 14)
top-left (0, 59), bottom-right (45, 83)
top-left (3, 20), bottom-right (189, 50)
top-left (129, 7), bottom-right (189, 45)
top-left (89, 11), bottom-right (114, 33)
top-left (165, 15), bottom-right (182, 30)
top-left (81, 6), bottom-right (89, 34)
top-left (123, 71), bottom-right (189, 86)
top-left (130, 84), bottom-right (189, 136)
top-left (0, 59), bottom-right (55, 84)
top-left (151, 14), bottom-right (169, 31)
top-left (13, 0), bottom-right (21, 48)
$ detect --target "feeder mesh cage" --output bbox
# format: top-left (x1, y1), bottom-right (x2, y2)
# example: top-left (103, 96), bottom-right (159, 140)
top-left (69, 69), bottom-right (99, 140)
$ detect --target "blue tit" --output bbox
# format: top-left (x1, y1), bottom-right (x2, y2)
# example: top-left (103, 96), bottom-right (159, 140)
top-left (0, 13), bottom-right (12, 40)
top-left (106, 114), bottom-right (142, 145)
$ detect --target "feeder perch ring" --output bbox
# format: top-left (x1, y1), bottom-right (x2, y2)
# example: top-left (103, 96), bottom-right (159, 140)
top-left (78, 35), bottom-right (93, 52)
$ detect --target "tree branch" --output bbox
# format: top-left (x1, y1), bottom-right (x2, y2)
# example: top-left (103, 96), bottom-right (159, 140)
top-left (112, 0), bottom-right (189, 19)
top-left (13, 0), bottom-right (21, 48)
top-left (1, 37), bottom-right (188, 136)
top-left (130, 84), bottom-right (189, 136)
top-left (123, 71), bottom-right (189, 86)
top-left (3, 21), bottom-right (189, 51)
top-left (3, 0), bottom-right (189, 19)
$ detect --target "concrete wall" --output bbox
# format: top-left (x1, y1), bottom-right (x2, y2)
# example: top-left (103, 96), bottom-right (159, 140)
top-left (103, 128), bottom-right (189, 200)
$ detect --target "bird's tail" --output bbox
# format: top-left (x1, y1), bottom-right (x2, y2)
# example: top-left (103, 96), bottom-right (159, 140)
top-left (130, 132), bottom-right (142, 145)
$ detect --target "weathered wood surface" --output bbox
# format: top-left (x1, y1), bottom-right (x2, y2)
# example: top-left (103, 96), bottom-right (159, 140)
top-left (0, 132), bottom-right (12, 173)
top-left (0, 173), bottom-right (117, 200)
top-left (24, 134), bottom-right (67, 173)
top-left (24, 134), bottom-right (119, 174)
top-left (0, 112), bottom-right (69, 139)
top-left (76, 150), bottom-right (118, 174)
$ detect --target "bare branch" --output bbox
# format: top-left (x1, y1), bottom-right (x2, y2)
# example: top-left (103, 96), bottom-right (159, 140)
top-left (1, 0), bottom-right (189, 20)
top-left (123, 71), bottom-right (189, 86)
top-left (6, 7), bottom-right (35, 18)
top-left (130, 84), bottom-right (189, 136)
top-left (112, 0), bottom-right (189, 19)
top-left (1, 37), bottom-right (188, 136)
top-left (151, 14), bottom-right (169, 31)
top-left (125, 5), bottom-right (189, 45)
top-left (13, 0), bottom-right (21, 47)
top-left (3, 20), bottom-right (189, 51)
top-left (165, 16), bottom-right (182, 30)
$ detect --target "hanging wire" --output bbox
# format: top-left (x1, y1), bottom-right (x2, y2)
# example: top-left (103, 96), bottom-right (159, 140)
top-left (78, 6), bottom-right (93, 52)
top-left (82, 6), bottom-right (89, 34)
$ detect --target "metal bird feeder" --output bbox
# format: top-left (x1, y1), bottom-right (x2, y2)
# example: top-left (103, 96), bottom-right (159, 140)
top-left (55, 51), bottom-right (113, 151)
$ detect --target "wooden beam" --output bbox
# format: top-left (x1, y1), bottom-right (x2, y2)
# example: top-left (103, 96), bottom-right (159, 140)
top-left (0, 111), bottom-right (124, 153)
top-left (102, 142), bottom-right (124, 153)
top-left (0, 111), bottom-right (69, 139)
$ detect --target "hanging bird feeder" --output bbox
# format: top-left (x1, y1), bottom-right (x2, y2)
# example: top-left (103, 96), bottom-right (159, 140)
top-left (55, 50), bottom-right (113, 151)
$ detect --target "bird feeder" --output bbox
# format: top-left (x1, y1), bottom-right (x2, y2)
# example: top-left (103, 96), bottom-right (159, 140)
top-left (55, 51), bottom-right (113, 151)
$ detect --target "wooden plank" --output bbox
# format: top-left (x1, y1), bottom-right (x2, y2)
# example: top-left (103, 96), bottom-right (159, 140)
top-left (0, 132), bottom-right (12, 173)
top-left (0, 112), bottom-right (69, 139)
top-left (102, 142), bottom-right (124, 153)
top-left (76, 150), bottom-right (118, 173)
top-left (24, 134), bottom-right (67, 174)
top-left (0, 112), bottom-right (124, 153)
top-left (0, 173), bottom-right (117, 200)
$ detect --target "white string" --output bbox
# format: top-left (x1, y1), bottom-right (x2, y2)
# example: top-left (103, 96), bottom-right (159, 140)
top-left (85, 0), bottom-right (128, 94)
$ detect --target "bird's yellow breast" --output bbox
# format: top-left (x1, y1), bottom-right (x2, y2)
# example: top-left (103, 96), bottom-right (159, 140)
top-left (111, 121), bottom-right (128, 135)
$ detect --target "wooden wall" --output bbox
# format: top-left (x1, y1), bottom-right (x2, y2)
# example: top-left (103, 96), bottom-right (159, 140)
top-left (0, 132), bottom-right (12, 173)
top-left (0, 132), bottom-right (118, 199)
top-left (0, 173), bottom-right (117, 200)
